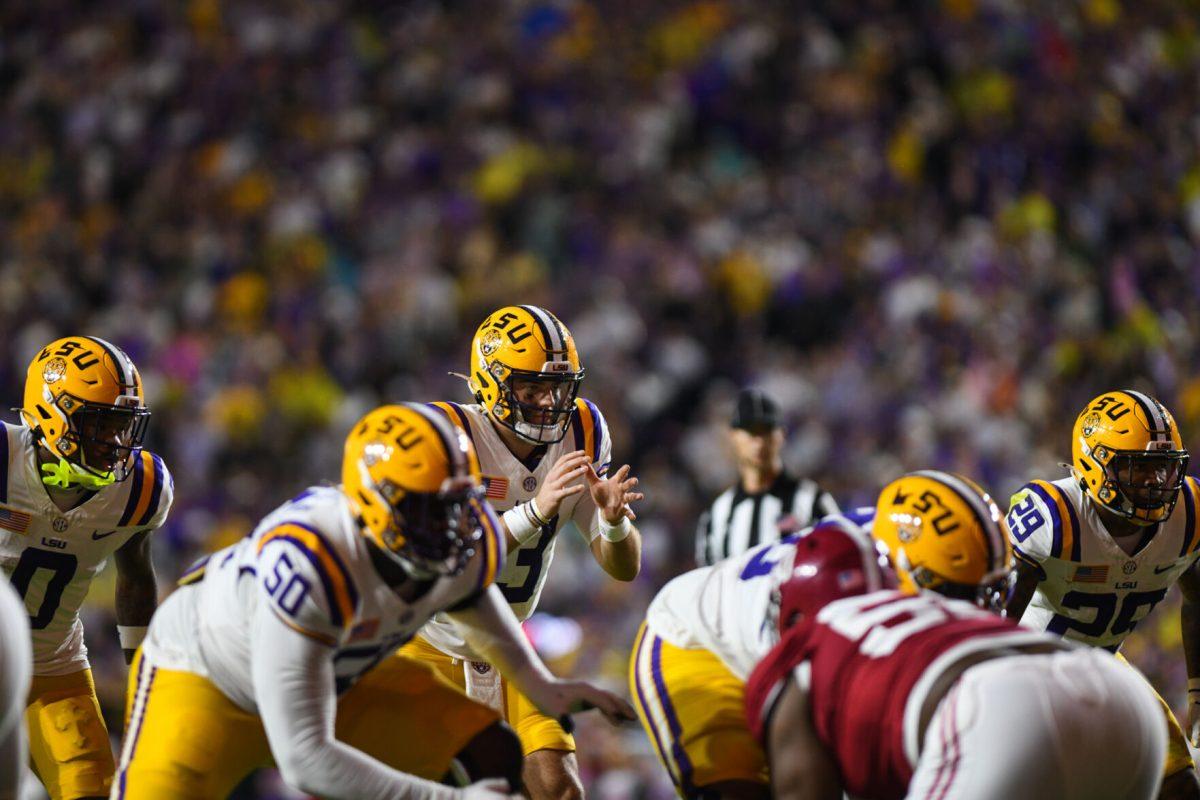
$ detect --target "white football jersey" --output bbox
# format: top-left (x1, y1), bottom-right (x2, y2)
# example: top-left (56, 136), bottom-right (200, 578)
top-left (0, 573), bottom-right (31, 763)
top-left (1007, 475), bottom-right (1200, 650)
top-left (143, 485), bottom-right (504, 711)
top-left (417, 398), bottom-right (611, 660)
top-left (646, 532), bottom-right (811, 681)
top-left (0, 422), bottom-right (172, 675)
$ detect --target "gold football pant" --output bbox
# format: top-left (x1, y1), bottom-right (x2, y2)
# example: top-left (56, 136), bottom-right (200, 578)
top-left (629, 623), bottom-right (768, 798)
top-left (25, 668), bottom-right (114, 800)
top-left (397, 635), bottom-right (576, 756)
top-left (114, 648), bottom-right (500, 799)
top-left (1114, 651), bottom-right (1195, 778)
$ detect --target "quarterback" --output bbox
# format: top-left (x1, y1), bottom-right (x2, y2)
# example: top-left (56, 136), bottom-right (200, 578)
top-left (113, 403), bottom-right (633, 800)
top-left (0, 337), bottom-right (171, 800)
top-left (402, 305), bottom-right (643, 799)
top-left (746, 522), bottom-right (1166, 800)
top-left (1005, 389), bottom-right (1200, 799)
top-left (630, 469), bottom-right (1010, 799)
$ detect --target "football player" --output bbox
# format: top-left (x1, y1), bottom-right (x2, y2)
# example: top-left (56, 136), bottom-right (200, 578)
top-left (0, 574), bottom-right (32, 800)
top-left (401, 305), bottom-right (643, 799)
top-left (1004, 390), bottom-right (1200, 799)
top-left (0, 337), bottom-right (171, 800)
top-left (629, 469), bottom-right (1008, 799)
top-left (745, 521), bottom-right (1167, 800)
top-left (113, 403), bottom-right (633, 800)
top-left (870, 470), bottom-right (1016, 613)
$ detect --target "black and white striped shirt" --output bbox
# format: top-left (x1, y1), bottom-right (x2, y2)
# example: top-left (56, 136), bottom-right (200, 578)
top-left (695, 473), bottom-right (838, 566)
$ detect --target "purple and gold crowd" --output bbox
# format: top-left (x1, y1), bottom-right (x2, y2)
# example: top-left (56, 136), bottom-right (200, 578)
top-left (2, 0), bottom-right (1199, 795)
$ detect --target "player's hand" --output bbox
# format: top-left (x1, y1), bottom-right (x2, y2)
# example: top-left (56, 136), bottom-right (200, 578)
top-left (534, 450), bottom-right (590, 519)
top-left (585, 463), bottom-right (644, 525)
top-left (532, 677), bottom-right (637, 727)
top-left (457, 778), bottom-right (520, 799)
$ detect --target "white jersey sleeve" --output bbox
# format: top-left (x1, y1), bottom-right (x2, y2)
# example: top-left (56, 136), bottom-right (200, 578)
top-left (255, 527), bottom-right (357, 648)
top-left (567, 398), bottom-right (613, 543)
top-left (250, 597), bottom-right (457, 800)
top-left (1005, 481), bottom-right (1068, 568)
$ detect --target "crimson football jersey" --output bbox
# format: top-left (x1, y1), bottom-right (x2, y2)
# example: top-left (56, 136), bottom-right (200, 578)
top-left (745, 590), bottom-right (1054, 800)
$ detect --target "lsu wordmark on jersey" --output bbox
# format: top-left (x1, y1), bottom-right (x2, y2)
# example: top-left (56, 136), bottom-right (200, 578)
top-left (1008, 389), bottom-right (1199, 782)
top-left (1, 336), bottom-right (172, 800)
top-left (402, 305), bottom-right (620, 760)
top-left (1008, 389), bottom-right (1198, 651)
top-left (1009, 475), bottom-right (1200, 647)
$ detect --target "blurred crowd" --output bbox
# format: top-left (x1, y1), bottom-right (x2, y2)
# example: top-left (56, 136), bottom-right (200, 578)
top-left (3, 0), bottom-right (1200, 796)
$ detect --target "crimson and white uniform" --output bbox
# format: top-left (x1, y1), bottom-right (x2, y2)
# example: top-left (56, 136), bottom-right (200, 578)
top-left (745, 590), bottom-right (1166, 800)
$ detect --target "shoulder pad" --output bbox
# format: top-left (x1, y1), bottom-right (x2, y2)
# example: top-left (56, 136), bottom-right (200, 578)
top-left (1007, 481), bottom-right (1081, 563)
top-left (257, 522), bottom-right (360, 643)
top-left (118, 451), bottom-right (173, 529)
top-left (570, 398), bottom-right (610, 476)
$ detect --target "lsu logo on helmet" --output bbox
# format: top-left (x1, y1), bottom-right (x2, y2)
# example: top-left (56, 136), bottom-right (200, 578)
top-left (872, 470), bottom-right (1013, 611)
top-left (467, 305), bottom-right (584, 445)
top-left (1072, 390), bottom-right (1189, 525)
top-left (342, 403), bottom-right (486, 577)
top-left (20, 336), bottom-right (149, 487)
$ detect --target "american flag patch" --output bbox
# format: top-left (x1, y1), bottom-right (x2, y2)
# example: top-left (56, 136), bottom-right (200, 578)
top-left (1072, 565), bottom-right (1109, 583)
top-left (348, 618), bottom-right (379, 642)
top-left (0, 506), bottom-right (31, 534)
top-left (483, 476), bottom-right (508, 500)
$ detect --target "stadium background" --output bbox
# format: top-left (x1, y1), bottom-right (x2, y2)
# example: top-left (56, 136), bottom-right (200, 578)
top-left (3, 0), bottom-right (1200, 796)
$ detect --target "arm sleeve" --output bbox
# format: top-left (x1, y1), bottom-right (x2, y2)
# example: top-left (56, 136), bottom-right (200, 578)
top-left (251, 600), bottom-right (458, 800)
top-left (1005, 484), bottom-right (1059, 565)
top-left (143, 455), bottom-right (175, 531)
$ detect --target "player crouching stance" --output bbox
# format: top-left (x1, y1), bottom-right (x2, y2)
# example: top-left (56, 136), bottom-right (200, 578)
top-left (113, 403), bottom-right (633, 800)
top-left (746, 520), bottom-right (1168, 800)
top-left (628, 470), bottom-right (1006, 799)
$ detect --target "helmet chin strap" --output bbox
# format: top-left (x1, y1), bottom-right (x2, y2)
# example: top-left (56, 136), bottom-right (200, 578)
top-left (41, 457), bottom-right (115, 490)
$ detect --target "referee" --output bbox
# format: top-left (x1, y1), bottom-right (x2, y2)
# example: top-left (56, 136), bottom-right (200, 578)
top-left (695, 388), bottom-right (839, 565)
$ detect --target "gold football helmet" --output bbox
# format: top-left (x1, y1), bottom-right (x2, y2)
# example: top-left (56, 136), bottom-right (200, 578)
top-left (20, 336), bottom-right (149, 488)
top-left (342, 403), bottom-right (485, 576)
top-left (1072, 390), bottom-right (1188, 525)
top-left (467, 305), bottom-right (584, 445)
top-left (872, 470), bottom-right (1014, 612)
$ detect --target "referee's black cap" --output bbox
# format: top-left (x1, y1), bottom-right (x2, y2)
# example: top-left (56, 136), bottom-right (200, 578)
top-left (731, 388), bottom-right (781, 432)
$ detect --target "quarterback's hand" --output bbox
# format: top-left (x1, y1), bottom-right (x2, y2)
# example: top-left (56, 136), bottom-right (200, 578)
top-left (585, 463), bottom-right (643, 525)
top-left (532, 678), bottom-right (637, 727)
top-left (457, 778), bottom-right (520, 799)
top-left (534, 450), bottom-right (590, 519)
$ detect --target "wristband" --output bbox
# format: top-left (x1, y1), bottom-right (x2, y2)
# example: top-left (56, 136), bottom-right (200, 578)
top-left (598, 512), bottom-right (631, 543)
top-left (503, 500), bottom-right (548, 545)
top-left (118, 625), bottom-right (148, 650)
